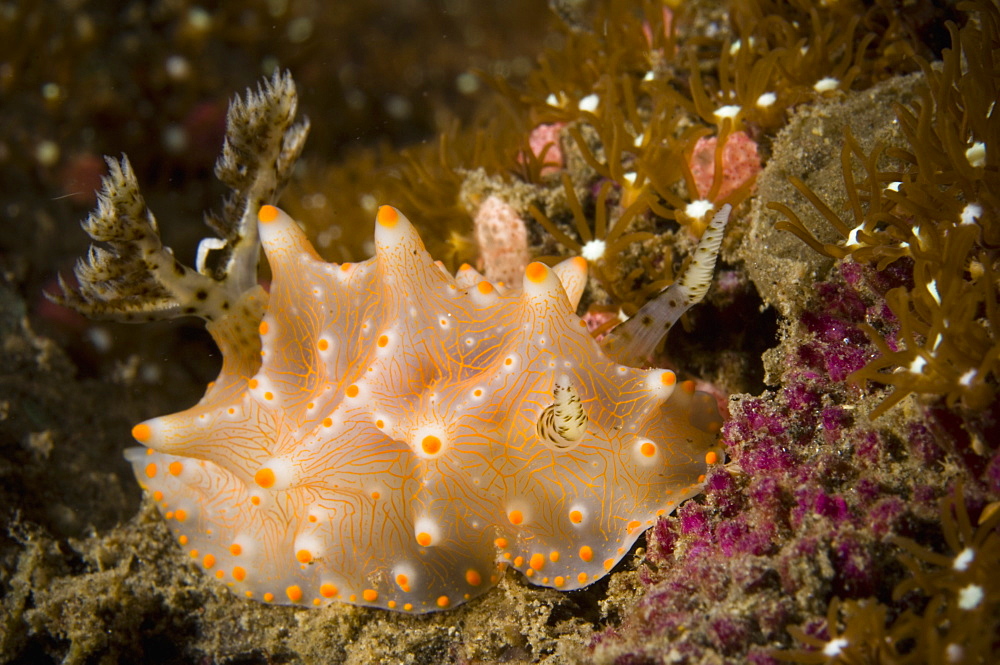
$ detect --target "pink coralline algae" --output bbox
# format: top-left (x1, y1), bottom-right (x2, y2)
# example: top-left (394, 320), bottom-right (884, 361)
top-left (472, 194), bottom-right (532, 285)
top-left (688, 130), bottom-right (761, 201)
top-left (584, 256), bottom-right (986, 664)
top-left (581, 307), bottom-right (619, 342)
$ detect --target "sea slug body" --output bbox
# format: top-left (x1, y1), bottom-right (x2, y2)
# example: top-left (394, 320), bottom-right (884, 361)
top-left (126, 204), bottom-right (721, 612)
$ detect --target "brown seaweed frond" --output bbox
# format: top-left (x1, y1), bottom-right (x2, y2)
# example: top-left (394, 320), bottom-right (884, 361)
top-left (888, 483), bottom-right (1000, 661)
top-left (772, 1), bottom-right (1000, 418)
top-left (769, 129), bottom-right (912, 263)
top-left (777, 597), bottom-right (897, 664)
top-left (480, 0), bottom-right (674, 127)
top-left (777, 484), bottom-right (1000, 663)
top-left (528, 173), bottom-right (661, 310)
top-left (50, 70), bottom-right (309, 322)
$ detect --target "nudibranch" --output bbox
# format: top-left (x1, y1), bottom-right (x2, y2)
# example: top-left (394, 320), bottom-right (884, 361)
top-left (126, 204), bottom-right (724, 613)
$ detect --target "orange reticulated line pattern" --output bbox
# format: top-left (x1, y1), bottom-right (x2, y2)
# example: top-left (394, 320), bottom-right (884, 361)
top-left (122, 205), bottom-right (721, 614)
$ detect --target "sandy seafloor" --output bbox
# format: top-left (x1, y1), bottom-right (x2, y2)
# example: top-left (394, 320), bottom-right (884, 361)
top-left (2, 0), bottom-right (998, 663)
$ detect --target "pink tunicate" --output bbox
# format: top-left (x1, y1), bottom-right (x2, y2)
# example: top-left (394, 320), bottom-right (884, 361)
top-left (688, 131), bottom-right (762, 201)
top-left (522, 123), bottom-right (565, 176)
top-left (473, 195), bottom-right (531, 285)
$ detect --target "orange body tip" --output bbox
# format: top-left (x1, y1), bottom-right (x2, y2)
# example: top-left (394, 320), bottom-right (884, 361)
top-left (525, 262), bottom-right (548, 283)
top-left (421, 435), bottom-right (441, 455)
top-left (286, 585), bottom-right (303, 602)
top-left (529, 553), bottom-right (545, 571)
top-left (662, 371), bottom-right (677, 386)
top-left (258, 205), bottom-right (279, 223)
top-left (570, 256), bottom-right (588, 270)
top-left (477, 280), bottom-right (494, 295)
top-left (705, 451), bottom-right (719, 465)
top-left (362, 589), bottom-right (378, 602)
top-left (376, 205), bottom-right (399, 227)
top-left (254, 467), bottom-right (276, 489)
top-left (132, 422), bottom-right (152, 443)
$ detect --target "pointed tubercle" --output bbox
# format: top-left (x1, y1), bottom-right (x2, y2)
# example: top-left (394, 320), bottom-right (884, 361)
top-left (552, 256), bottom-right (588, 309)
top-left (374, 205), bottom-right (434, 270)
top-left (257, 205), bottom-right (322, 264)
top-left (521, 262), bottom-right (573, 311)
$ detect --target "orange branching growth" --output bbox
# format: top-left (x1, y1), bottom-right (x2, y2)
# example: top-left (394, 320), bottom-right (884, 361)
top-left (482, 0), bottom-right (924, 251)
top-left (770, 0), bottom-right (999, 418)
top-left (779, 484), bottom-right (1000, 663)
top-left (528, 174), bottom-right (668, 313)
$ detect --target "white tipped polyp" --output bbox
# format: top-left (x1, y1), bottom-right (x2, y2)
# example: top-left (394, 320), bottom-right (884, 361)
top-left (813, 77), bottom-right (839, 93)
top-left (756, 92), bottom-right (776, 108)
top-left (581, 239), bottom-right (606, 261)
top-left (685, 199), bottom-right (714, 219)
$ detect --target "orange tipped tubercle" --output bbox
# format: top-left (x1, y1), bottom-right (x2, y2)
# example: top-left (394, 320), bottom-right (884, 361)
top-left (258, 205), bottom-right (279, 223)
